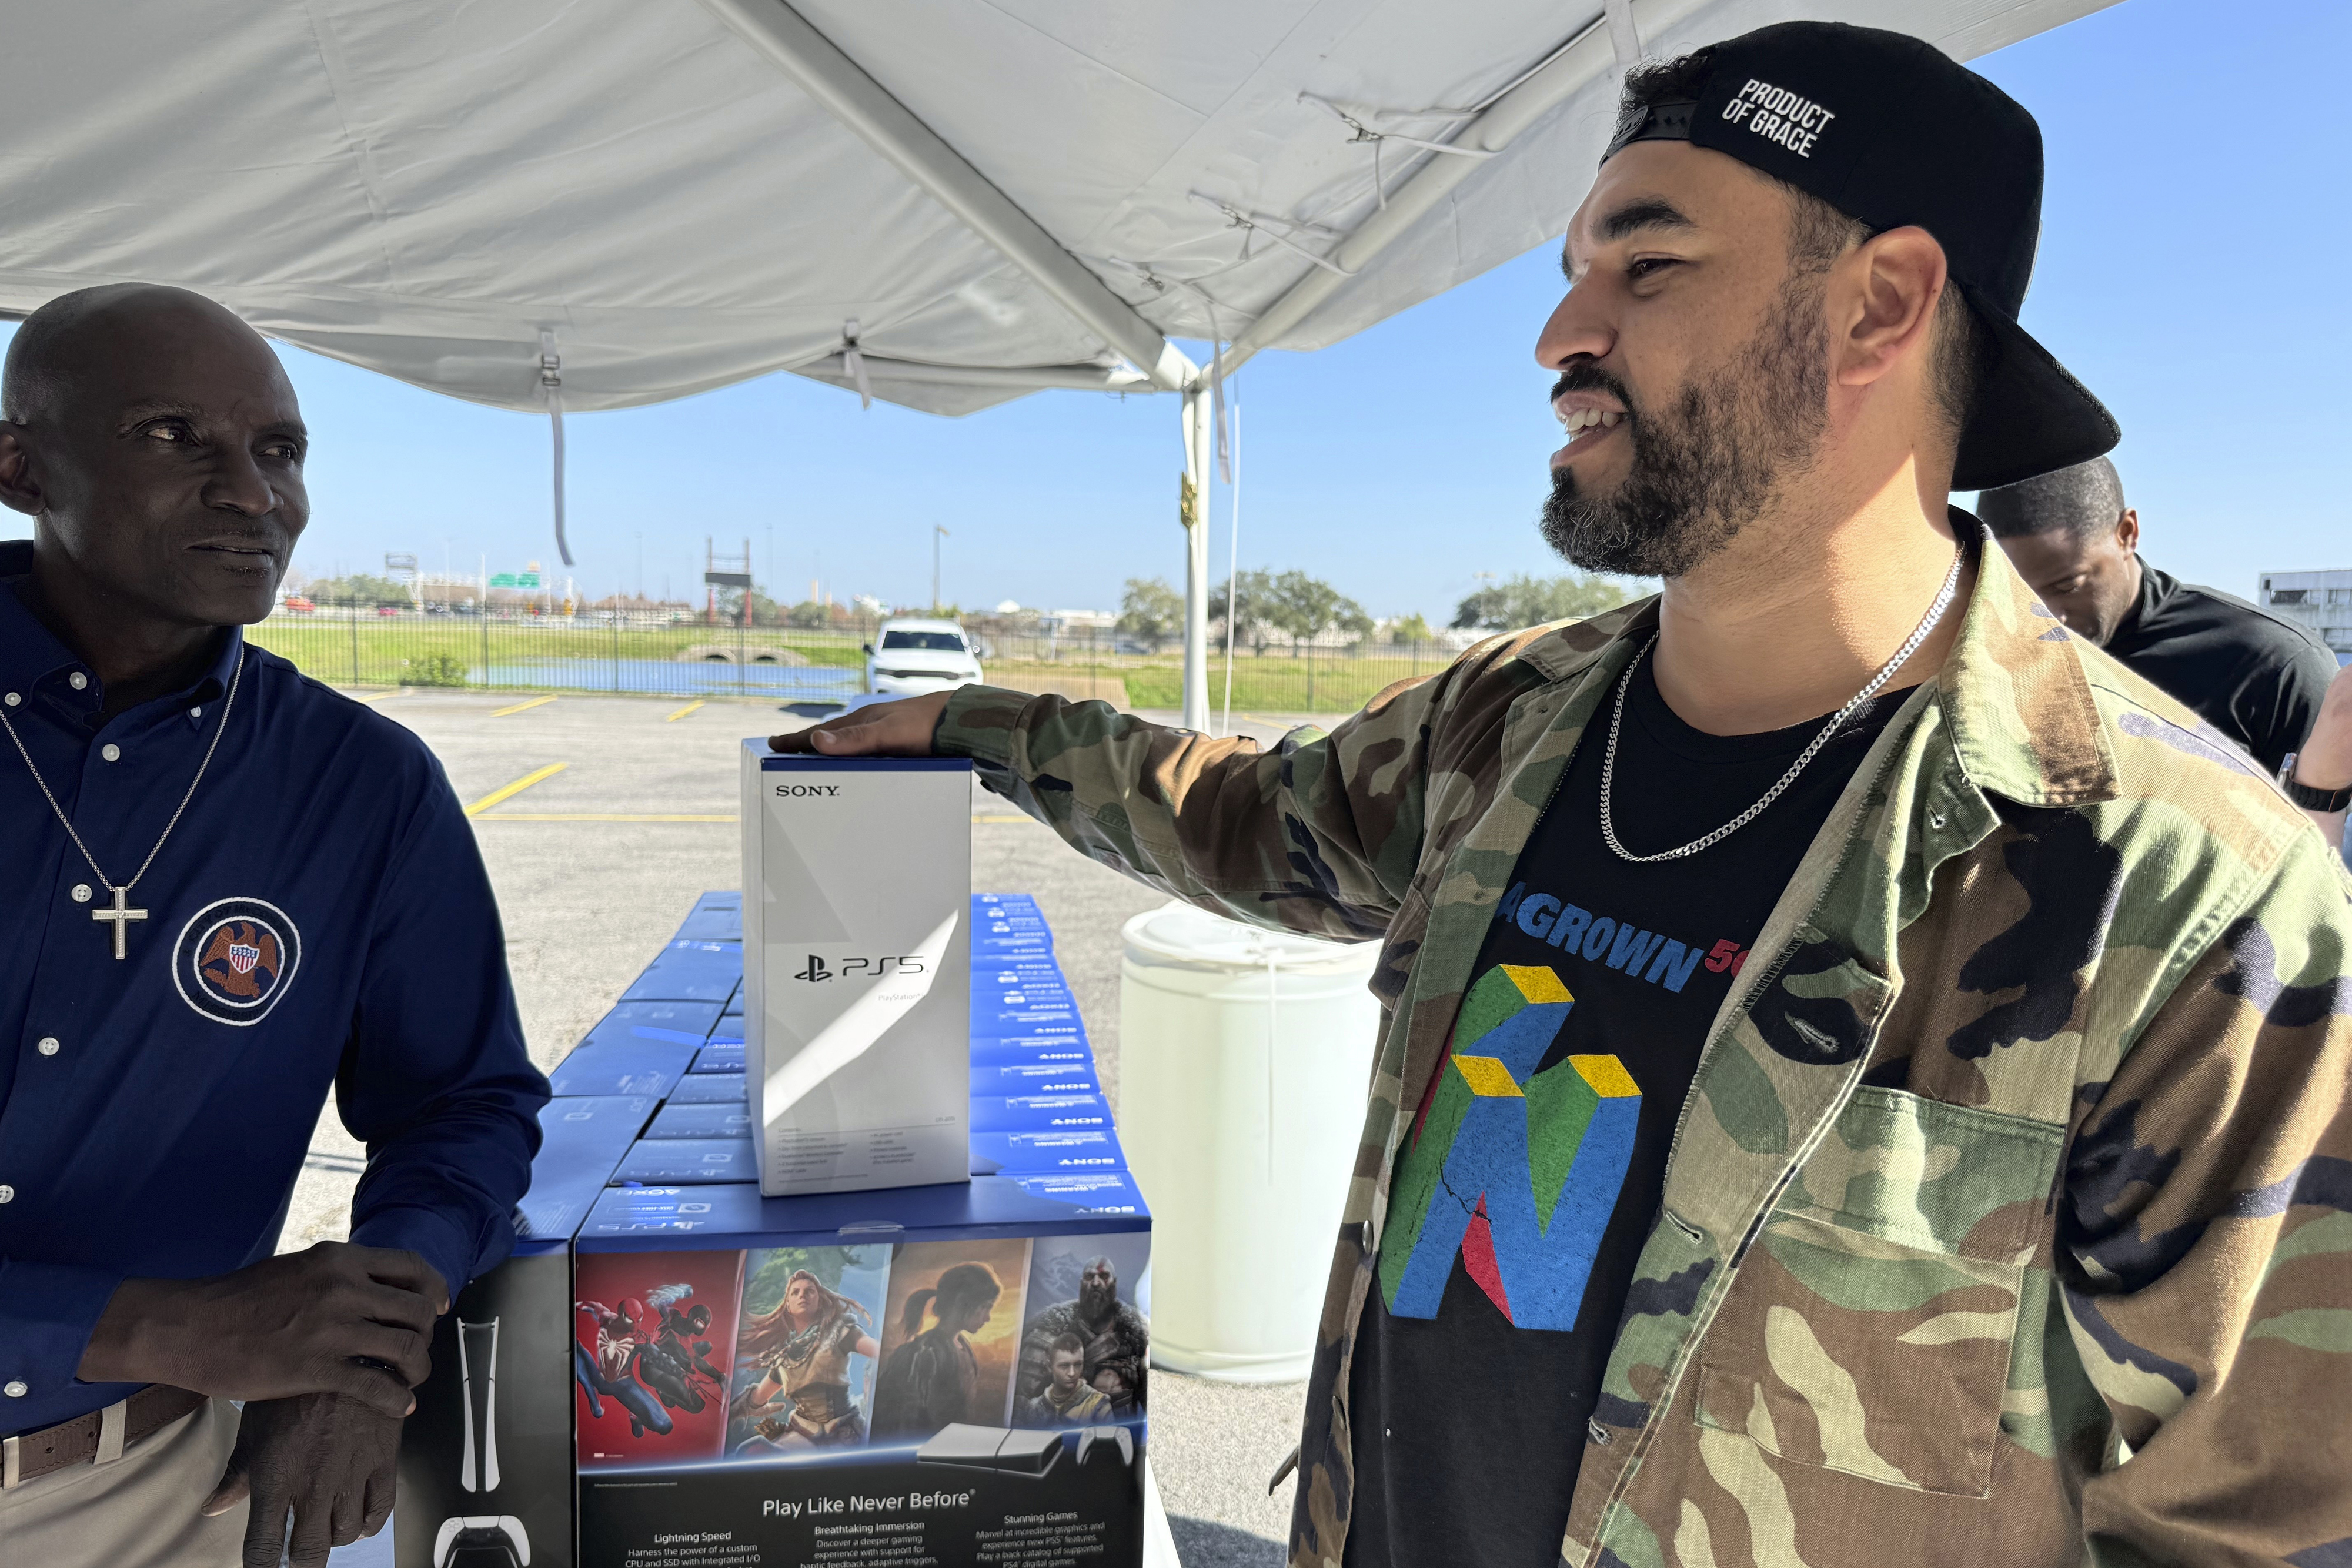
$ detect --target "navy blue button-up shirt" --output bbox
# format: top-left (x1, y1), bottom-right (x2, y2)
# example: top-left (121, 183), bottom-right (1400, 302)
top-left (0, 541), bottom-right (548, 1436)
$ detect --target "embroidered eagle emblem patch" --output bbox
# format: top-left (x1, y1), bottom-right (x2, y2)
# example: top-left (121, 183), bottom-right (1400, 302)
top-left (175, 898), bottom-right (302, 1025)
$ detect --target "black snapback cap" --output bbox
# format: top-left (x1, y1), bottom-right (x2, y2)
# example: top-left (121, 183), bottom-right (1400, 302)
top-left (1604, 21), bottom-right (2118, 490)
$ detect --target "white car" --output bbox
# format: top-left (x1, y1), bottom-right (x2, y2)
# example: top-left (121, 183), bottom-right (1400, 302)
top-left (864, 617), bottom-right (984, 696)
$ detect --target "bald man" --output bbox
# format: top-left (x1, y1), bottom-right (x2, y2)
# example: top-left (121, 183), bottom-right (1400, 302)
top-left (0, 285), bottom-right (547, 1566)
top-left (1984, 457), bottom-right (2338, 776)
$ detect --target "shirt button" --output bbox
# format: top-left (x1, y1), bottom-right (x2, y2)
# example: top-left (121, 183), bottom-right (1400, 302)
top-left (101, 743), bottom-right (122, 763)
top-left (3, 1381), bottom-right (25, 1398)
top-left (2, 691), bottom-right (18, 706)
top-left (69, 672), bottom-right (88, 691)
top-left (71, 884), bottom-right (92, 904)
top-left (37, 1038), bottom-right (59, 1057)
top-left (0, 1186), bottom-right (14, 1203)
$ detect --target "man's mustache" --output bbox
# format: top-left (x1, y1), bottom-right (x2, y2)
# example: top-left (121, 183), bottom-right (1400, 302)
top-left (1549, 364), bottom-right (1641, 416)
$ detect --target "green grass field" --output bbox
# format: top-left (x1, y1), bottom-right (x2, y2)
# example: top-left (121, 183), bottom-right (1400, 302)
top-left (246, 612), bottom-right (1451, 713)
top-left (246, 614), bottom-right (867, 688)
top-left (1123, 651), bottom-right (1444, 714)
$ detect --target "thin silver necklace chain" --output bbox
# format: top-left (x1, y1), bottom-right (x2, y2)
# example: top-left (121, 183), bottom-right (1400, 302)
top-left (1598, 542), bottom-right (1965, 864)
top-left (0, 643), bottom-right (248, 898)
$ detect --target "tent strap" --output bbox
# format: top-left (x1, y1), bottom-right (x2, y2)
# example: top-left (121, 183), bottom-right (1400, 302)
top-left (541, 330), bottom-right (573, 568)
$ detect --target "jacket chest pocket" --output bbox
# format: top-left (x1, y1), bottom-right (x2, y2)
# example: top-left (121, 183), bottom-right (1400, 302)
top-left (1693, 1086), bottom-right (2063, 1499)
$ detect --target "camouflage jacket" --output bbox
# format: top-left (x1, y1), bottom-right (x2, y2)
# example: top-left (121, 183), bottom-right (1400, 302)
top-left (936, 539), bottom-right (2352, 1567)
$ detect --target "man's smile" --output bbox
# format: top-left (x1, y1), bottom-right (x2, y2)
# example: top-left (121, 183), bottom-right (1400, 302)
top-left (1551, 391), bottom-right (1629, 467)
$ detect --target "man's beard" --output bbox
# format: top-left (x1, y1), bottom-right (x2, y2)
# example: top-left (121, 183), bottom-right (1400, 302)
top-left (1541, 269), bottom-right (1832, 578)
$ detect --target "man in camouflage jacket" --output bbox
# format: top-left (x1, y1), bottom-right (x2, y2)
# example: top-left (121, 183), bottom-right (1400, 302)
top-left (779, 23), bottom-right (2352, 1566)
top-left (913, 543), bottom-right (2352, 1563)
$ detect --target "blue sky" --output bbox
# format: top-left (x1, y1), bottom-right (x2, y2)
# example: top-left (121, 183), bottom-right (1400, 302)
top-left (4, 0), bottom-right (2341, 620)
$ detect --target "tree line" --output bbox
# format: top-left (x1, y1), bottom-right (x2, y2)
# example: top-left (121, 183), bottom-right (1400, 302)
top-left (1115, 569), bottom-right (1631, 654)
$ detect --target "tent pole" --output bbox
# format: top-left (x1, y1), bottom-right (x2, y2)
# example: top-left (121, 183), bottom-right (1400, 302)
top-left (1181, 385), bottom-right (1212, 731)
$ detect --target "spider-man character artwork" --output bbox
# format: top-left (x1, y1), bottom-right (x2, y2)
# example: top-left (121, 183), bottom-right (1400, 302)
top-left (573, 1252), bottom-right (744, 1467)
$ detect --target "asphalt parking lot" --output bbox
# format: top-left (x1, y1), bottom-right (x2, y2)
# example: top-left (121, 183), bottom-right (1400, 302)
top-left (289, 687), bottom-right (1314, 1566)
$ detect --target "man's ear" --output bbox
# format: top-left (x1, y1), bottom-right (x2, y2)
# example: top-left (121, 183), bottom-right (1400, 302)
top-left (1832, 225), bottom-right (1948, 394)
top-left (2115, 507), bottom-right (2140, 553)
top-left (0, 424), bottom-right (42, 517)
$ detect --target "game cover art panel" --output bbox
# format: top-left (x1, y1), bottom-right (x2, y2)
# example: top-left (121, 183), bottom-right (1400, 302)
top-left (1015, 1232), bottom-right (1151, 1429)
top-left (724, 1245), bottom-right (891, 1461)
top-left (868, 1238), bottom-right (1032, 1444)
top-left (574, 1250), bottom-right (744, 1468)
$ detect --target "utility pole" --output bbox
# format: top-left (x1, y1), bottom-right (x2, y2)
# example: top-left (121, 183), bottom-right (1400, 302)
top-left (933, 526), bottom-right (950, 613)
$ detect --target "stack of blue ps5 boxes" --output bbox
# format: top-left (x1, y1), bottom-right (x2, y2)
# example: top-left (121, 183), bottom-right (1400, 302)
top-left (539, 890), bottom-right (1140, 1211)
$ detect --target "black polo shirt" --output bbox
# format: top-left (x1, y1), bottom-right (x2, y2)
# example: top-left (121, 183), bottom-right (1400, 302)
top-left (2104, 560), bottom-right (2338, 776)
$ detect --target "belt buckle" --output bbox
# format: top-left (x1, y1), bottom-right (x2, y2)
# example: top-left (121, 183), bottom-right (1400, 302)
top-left (4, 1432), bottom-right (20, 1490)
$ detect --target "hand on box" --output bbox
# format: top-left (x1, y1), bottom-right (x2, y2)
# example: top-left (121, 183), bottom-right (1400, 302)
top-left (769, 691), bottom-right (950, 756)
top-left (202, 1390), bottom-right (400, 1567)
top-left (78, 1241), bottom-right (446, 1418)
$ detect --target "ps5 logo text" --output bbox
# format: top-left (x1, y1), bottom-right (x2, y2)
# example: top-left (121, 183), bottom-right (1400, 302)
top-left (795, 954), bottom-right (927, 982)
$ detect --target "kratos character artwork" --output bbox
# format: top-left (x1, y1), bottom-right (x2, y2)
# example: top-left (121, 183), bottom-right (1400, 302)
top-left (1015, 1256), bottom-right (1149, 1415)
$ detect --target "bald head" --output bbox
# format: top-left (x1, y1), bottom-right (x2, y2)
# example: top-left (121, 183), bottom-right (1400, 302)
top-left (4, 284), bottom-right (288, 427)
top-left (0, 282), bottom-right (308, 645)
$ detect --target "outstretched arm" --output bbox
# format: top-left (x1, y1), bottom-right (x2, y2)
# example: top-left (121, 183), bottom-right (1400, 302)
top-left (771, 665), bottom-right (1472, 941)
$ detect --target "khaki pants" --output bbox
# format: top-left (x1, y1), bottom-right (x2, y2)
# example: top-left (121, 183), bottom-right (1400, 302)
top-left (0, 1398), bottom-right (248, 1567)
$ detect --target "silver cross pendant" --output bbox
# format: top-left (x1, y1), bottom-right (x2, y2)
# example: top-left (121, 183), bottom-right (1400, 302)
top-left (92, 885), bottom-right (148, 959)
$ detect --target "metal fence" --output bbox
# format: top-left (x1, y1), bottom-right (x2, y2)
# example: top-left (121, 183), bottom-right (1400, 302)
top-left (245, 601), bottom-right (1471, 714)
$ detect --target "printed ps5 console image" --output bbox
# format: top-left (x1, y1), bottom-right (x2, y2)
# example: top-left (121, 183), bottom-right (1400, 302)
top-left (741, 747), bottom-right (971, 1195)
top-left (397, 1246), bottom-right (577, 1568)
top-left (458, 1319), bottom-right (504, 1493)
top-left (724, 1245), bottom-right (892, 1459)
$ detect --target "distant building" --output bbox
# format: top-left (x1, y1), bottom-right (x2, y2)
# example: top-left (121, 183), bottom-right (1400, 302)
top-left (2257, 570), bottom-right (2352, 662)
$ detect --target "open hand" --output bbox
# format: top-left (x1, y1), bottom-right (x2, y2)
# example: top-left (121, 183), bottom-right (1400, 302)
top-left (768, 691), bottom-right (950, 757)
top-left (78, 1241), bottom-right (446, 1419)
top-left (203, 1392), bottom-right (400, 1568)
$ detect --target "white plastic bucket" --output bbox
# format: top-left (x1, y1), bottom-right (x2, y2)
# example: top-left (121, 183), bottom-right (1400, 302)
top-left (1118, 901), bottom-right (1381, 1382)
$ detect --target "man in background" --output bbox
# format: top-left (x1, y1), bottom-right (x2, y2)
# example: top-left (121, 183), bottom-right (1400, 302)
top-left (1983, 455), bottom-right (2337, 775)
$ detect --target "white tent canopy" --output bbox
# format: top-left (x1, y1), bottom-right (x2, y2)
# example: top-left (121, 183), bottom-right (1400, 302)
top-left (0, 0), bottom-right (2114, 718)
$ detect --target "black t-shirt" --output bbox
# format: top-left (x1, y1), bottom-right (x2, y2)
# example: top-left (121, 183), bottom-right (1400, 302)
top-left (2104, 560), bottom-right (2338, 777)
top-left (1343, 654), bottom-right (1910, 1568)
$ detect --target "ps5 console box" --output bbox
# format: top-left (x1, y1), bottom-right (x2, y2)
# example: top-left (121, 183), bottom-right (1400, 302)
top-left (741, 746), bottom-right (973, 1196)
top-left (573, 1178), bottom-right (1151, 1568)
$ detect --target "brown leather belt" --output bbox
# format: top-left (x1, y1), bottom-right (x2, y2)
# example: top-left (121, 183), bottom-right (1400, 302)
top-left (2, 1384), bottom-right (206, 1489)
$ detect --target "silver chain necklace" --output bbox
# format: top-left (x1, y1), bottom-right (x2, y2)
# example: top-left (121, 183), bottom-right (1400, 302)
top-left (1599, 543), bottom-right (1964, 864)
top-left (0, 645), bottom-right (248, 958)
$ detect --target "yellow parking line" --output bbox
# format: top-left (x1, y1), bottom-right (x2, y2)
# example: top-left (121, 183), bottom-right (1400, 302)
top-left (478, 812), bottom-right (734, 822)
top-left (464, 763), bottom-right (568, 817)
top-left (665, 700), bottom-right (706, 723)
top-left (973, 814), bottom-right (1030, 824)
top-left (490, 694), bottom-right (557, 717)
top-left (350, 689), bottom-right (403, 704)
